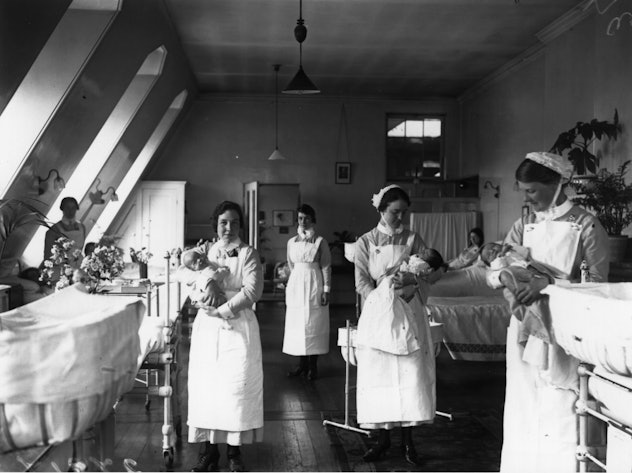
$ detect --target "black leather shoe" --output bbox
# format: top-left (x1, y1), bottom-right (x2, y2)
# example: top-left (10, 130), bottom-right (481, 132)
top-left (362, 443), bottom-right (389, 462)
top-left (402, 444), bottom-right (422, 466)
top-left (228, 456), bottom-right (245, 472)
top-left (191, 452), bottom-right (220, 472)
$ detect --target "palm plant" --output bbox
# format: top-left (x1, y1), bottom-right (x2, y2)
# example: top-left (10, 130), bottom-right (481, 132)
top-left (0, 198), bottom-right (50, 264)
top-left (550, 109), bottom-right (621, 175)
top-left (573, 161), bottom-right (632, 236)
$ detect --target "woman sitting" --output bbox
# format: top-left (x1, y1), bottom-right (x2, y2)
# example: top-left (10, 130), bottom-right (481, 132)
top-left (447, 227), bottom-right (484, 270)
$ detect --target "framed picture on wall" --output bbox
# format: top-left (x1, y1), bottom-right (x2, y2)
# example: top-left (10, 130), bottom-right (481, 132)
top-left (336, 162), bottom-right (351, 184)
top-left (272, 209), bottom-right (295, 227)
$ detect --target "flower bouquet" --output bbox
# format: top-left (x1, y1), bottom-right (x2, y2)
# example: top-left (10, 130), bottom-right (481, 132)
top-left (130, 247), bottom-right (152, 279)
top-left (80, 243), bottom-right (125, 292)
top-left (40, 236), bottom-right (84, 291)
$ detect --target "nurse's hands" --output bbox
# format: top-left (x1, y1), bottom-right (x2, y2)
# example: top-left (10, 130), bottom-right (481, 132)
top-left (393, 271), bottom-right (416, 288)
top-left (321, 292), bottom-right (330, 306)
top-left (200, 280), bottom-right (226, 307)
top-left (513, 276), bottom-right (549, 305)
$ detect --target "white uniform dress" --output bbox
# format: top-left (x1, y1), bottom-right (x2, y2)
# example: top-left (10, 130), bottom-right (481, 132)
top-left (354, 224), bottom-right (436, 429)
top-left (500, 200), bottom-right (609, 473)
top-left (187, 239), bottom-right (264, 445)
top-left (282, 234), bottom-right (331, 355)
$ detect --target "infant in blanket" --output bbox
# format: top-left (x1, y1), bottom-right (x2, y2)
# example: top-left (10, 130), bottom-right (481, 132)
top-left (181, 249), bottom-right (232, 329)
top-left (480, 242), bottom-right (555, 345)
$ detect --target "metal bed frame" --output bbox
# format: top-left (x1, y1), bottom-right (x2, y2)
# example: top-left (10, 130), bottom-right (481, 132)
top-left (576, 363), bottom-right (632, 472)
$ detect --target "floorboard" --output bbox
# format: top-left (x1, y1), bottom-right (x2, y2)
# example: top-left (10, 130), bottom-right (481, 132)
top-left (106, 299), bottom-right (506, 472)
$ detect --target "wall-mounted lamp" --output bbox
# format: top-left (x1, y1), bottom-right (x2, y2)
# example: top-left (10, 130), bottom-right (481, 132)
top-left (36, 169), bottom-right (65, 195)
top-left (89, 179), bottom-right (119, 204)
top-left (483, 180), bottom-right (500, 198)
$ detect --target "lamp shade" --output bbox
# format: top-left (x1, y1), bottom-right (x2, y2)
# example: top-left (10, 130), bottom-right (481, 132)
top-left (283, 66), bottom-right (320, 95)
top-left (268, 148), bottom-right (286, 161)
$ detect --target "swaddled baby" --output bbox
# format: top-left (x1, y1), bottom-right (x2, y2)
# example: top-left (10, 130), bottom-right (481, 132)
top-left (400, 248), bottom-right (445, 277)
top-left (181, 249), bottom-right (232, 329)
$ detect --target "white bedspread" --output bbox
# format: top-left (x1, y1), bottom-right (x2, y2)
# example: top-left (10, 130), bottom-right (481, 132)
top-left (426, 295), bottom-right (511, 361)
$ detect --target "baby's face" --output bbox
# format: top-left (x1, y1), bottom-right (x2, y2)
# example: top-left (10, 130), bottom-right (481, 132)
top-left (481, 244), bottom-right (502, 263)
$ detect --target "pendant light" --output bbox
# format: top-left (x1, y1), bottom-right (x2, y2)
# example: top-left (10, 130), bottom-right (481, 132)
top-left (268, 64), bottom-right (287, 161)
top-left (283, 0), bottom-right (320, 95)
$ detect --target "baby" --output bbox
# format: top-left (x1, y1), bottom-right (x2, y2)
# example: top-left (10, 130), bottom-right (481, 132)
top-left (181, 249), bottom-right (232, 329)
top-left (480, 242), bottom-right (554, 346)
top-left (400, 248), bottom-right (446, 277)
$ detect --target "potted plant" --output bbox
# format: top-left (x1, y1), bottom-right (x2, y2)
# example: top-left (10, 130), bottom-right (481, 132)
top-left (573, 160), bottom-right (632, 261)
top-left (0, 198), bottom-right (50, 269)
top-left (550, 109), bottom-right (621, 175)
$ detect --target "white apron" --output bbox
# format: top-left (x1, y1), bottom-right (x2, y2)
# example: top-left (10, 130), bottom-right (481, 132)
top-left (282, 236), bottom-right (330, 355)
top-left (356, 233), bottom-right (436, 428)
top-left (187, 250), bottom-right (264, 435)
top-left (501, 220), bottom-right (582, 473)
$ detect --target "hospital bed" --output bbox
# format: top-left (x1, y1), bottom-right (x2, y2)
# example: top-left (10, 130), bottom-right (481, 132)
top-left (0, 252), bottom-right (183, 471)
top-left (545, 283), bottom-right (632, 472)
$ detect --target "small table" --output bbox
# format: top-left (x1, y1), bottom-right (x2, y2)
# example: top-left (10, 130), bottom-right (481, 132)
top-left (100, 281), bottom-right (164, 318)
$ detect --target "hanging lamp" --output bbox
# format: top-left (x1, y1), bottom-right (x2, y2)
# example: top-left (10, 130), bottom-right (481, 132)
top-left (283, 0), bottom-right (320, 95)
top-left (268, 64), bottom-right (287, 161)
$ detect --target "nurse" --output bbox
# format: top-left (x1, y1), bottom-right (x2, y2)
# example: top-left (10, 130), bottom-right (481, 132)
top-left (43, 197), bottom-right (86, 265)
top-left (282, 204), bottom-right (331, 380)
top-left (500, 152), bottom-right (609, 473)
top-left (354, 185), bottom-right (436, 466)
top-left (188, 201), bottom-right (264, 473)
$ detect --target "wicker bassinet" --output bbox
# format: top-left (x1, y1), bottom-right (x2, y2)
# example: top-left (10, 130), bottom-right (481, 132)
top-left (0, 284), bottom-right (145, 453)
top-left (544, 283), bottom-right (632, 377)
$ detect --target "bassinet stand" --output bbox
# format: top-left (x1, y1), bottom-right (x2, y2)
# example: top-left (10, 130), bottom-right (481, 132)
top-left (322, 246), bottom-right (452, 437)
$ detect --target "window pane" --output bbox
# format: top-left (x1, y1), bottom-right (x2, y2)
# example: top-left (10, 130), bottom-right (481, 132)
top-left (386, 114), bottom-right (444, 181)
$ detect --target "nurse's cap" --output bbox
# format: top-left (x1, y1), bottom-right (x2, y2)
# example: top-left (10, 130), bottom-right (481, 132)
top-left (525, 151), bottom-right (573, 179)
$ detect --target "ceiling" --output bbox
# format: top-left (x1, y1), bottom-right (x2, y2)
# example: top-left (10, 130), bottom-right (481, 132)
top-left (163, 0), bottom-right (585, 99)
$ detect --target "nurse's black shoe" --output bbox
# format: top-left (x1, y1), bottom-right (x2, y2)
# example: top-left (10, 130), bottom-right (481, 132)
top-left (362, 429), bottom-right (390, 462)
top-left (402, 444), bottom-right (422, 466)
top-left (287, 356), bottom-right (308, 377)
top-left (307, 356), bottom-right (318, 380)
top-left (190, 443), bottom-right (219, 471)
top-left (227, 445), bottom-right (245, 472)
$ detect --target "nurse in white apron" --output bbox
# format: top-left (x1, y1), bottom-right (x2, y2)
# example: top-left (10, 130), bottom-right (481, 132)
top-left (354, 185), bottom-right (437, 466)
top-left (283, 204), bottom-right (331, 380)
top-left (500, 152), bottom-right (609, 473)
top-left (188, 201), bottom-right (264, 473)
top-left (43, 197), bottom-right (86, 265)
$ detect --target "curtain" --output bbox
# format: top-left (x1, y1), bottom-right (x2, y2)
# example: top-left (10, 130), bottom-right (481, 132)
top-left (409, 211), bottom-right (480, 261)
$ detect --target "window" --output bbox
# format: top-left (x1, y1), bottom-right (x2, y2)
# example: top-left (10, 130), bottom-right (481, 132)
top-left (386, 114), bottom-right (444, 181)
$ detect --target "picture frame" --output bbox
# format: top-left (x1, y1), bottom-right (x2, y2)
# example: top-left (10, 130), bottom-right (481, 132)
top-left (272, 209), bottom-right (295, 227)
top-left (336, 161), bottom-right (351, 184)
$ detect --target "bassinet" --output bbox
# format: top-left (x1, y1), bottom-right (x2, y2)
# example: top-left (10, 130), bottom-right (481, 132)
top-left (0, 284), bottom-right (145, 453)
top-left (543, 283), bottom-right (632, 376)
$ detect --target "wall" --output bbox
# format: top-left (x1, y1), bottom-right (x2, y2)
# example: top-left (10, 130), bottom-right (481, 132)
top-left (147, 96), bottom-right (460, 252)
top-left (459, 5), bottom-right (632, 242)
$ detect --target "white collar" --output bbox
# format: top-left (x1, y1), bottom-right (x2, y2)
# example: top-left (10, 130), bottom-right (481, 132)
top-left (377, 222), bottom-right (404, 236)
top-left (534, 199), bottom-right (573, 222)
top-left (216, 238), bottom-right (241, 252)
top-left (297, 227), bottom-right (316, 240)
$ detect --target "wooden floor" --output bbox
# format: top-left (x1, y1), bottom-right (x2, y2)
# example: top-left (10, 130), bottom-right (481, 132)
top-left (112, 300), bottom-right (506, 472)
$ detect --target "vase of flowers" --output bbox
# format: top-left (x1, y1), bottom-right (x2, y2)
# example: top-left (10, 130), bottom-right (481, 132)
top-left (130, 247), bottom-right (153, 279)
top-left (80, 242), bottom-right (125, 292)
top-left (40, 236), bottom-right (83, 291)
